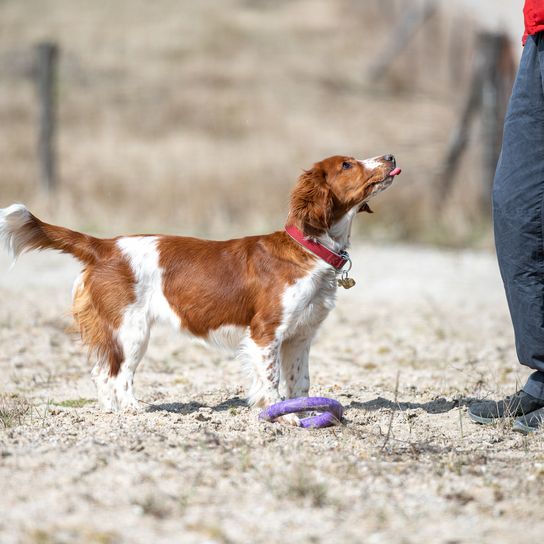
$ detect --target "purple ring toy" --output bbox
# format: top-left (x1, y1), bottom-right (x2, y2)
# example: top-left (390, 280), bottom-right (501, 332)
top-left (259, 396), bottom-right (344, 428)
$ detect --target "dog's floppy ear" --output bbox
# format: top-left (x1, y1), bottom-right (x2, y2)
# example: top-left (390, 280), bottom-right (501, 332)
top-left (358, 202), bottom-right (373, 214)
top-left (289, 166), bottom-right (333, 237)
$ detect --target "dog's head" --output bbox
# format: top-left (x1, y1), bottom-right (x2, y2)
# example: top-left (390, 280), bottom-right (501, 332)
top-left (289, 155), bottom-right (400, 237)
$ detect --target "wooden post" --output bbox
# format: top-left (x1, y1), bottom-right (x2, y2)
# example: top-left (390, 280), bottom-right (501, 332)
top-left (448, 12), bottom-right (467, 86)
top-left (36, 42), bottom-right (58, 192)
top-left (436, 44), bottom-right (485, 206)
top-left (437, 31), bottom-right (515, 213)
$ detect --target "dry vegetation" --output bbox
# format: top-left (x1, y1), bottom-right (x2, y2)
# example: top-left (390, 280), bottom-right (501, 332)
top-left (0, 0), bottom-right (487, 244)
top-left (2, 3), bottom-right (536, 543)
top-left (1, 247), bottom-right (544, 543)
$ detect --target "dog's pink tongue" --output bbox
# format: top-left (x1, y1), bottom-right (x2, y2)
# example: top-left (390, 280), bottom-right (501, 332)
top-left (390, 167), bottom-right (402, 177)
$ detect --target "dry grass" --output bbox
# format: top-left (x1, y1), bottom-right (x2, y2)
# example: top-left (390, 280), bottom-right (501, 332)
top-left (51, 398), bottom-right (94, 408)
top-left (0, 0), bottom-right (489, 244)
top-left (2, 245), bottom-right (544, 542)
top-left (0, 393), bottom-right (31, 428)
top-left (0, 393), bottom-right (54, 430)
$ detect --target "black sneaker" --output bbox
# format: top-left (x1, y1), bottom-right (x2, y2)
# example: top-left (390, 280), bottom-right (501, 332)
top-left (468, 390), bottom-right (544, 424)
top-left (513, 406), bottom-right (544, 434)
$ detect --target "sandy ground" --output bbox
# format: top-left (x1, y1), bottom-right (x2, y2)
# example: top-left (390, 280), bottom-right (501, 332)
top-left (1, 242), bottom-right (544, 544)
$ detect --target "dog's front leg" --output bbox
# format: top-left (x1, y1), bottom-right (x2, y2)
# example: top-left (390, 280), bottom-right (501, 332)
top-left (242, 336), bottom-right (299, 426)
top-left (244, 338), bottom-right (281, 407)
top-left (280, 336), bottom-right (312, 399)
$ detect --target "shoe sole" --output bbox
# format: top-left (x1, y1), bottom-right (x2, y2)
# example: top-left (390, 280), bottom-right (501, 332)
top-left (512, 420), bottom-right (536, 434)
top-left (468, 411), bottom-right (502, 425)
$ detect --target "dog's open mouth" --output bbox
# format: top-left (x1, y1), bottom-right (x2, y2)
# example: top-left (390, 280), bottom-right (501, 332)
top-left (369, 166), bottom-right (402, 187)
top-left (359, 166), bottom-right (402, 211)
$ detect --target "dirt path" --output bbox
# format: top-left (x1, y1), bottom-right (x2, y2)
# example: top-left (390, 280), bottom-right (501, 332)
top-left (1, 244), bottom-right (543, 544)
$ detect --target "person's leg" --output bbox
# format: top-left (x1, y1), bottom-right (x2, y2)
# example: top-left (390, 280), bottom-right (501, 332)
top-left (523, 370), bottom-right (544, 398)
top-left (494, 33), bottom-right (544, 393)
top-left (470, 34), bottom-right (544, 425)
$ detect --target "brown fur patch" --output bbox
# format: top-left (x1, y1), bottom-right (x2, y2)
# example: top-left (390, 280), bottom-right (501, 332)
top-left (159, 231), bottom-right (315, 347)
top-left (10, 211), bottom-right (136, 376)
top-left (20, 212), bottom-right (114, 264)
top-left (71, 249), bottom-right (136, 376)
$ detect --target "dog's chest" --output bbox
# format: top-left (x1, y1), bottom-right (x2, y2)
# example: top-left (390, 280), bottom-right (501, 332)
top-left (280, 262), bottom-right (337, 337)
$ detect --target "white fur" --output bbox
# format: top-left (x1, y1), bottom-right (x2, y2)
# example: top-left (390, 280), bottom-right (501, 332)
top-left (239, 259), bottom-right (337, 411)
top-left (318, 205), bottom-right (359, 253)
top-left (205, 324), bottom-right (249, 352)
top-left (0, 204), bottom-right (33, 262)
top-left (240, 336), bottom-right (280, 407)
top-left (358, 156), bottom-right (382, 170)
top-left (117, 236), bottom-right (181, 328)
top-left (279, 260), bottom-right (335, 399)
top-left (370, 177), bottom-right (394, 196)
top-left (279, 259), bottom-right (336, 341)
top-left (92, 236), bottom-right (182, 411)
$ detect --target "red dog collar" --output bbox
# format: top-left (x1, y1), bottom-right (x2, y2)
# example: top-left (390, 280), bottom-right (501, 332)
top-left (285, 224), bottom-right (349, 270)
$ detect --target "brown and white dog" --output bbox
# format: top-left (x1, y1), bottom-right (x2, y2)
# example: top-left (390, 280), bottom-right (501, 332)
top-left (0, 154), bottom-right (400, 422)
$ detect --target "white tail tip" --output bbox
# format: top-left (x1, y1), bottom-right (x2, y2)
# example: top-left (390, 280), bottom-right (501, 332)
top-left (0, 204), bottom-right (32, 263)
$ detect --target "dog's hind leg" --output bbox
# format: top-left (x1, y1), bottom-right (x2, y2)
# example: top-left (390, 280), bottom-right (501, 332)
top-left (88, 313), bottom-right (150, 412)
top-left (113, 310), bottom-right (151, 411)
top-left (91, 361), bottom-right (118, 412)
top-left (72, 266), bottom-right (149, 412)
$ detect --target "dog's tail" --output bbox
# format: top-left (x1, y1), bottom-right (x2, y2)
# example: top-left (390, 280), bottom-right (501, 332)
top-left (0, 204), bottom-right (103, 265)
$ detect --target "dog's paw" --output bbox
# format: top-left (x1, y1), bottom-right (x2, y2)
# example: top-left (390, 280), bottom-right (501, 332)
top-left (119, 399), bottom-right (144, 413)
top-left (275, 413), bottom-right (301, 427)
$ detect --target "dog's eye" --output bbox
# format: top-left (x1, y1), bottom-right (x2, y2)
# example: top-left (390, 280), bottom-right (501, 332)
top-left (342, 161), bottom-right (352, 170)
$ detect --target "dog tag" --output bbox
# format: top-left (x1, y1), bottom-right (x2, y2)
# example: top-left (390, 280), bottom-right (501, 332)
top-left (337, 277), bottom-right (356, 289)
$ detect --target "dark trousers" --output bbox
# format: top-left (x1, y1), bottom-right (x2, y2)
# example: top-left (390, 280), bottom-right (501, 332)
top-left (494, 32), bottom-right (544, 399)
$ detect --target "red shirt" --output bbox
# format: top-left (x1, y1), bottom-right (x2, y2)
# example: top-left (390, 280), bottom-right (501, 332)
top-left (523, 0), bottom-right (544, 44)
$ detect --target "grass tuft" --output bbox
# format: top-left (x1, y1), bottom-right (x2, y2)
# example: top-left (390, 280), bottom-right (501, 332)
top-left (0, 394), bottom-right (31, 429)
top-left (285, 470), bottom-right (328, 508)
top-left (51, 398), bottom-right (95, 408)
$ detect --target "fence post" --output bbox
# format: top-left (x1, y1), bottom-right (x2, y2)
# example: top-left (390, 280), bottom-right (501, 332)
top-left (36, 42), bottom-right (58, 192)
top-left (437, 31), bottom-right (515, 213)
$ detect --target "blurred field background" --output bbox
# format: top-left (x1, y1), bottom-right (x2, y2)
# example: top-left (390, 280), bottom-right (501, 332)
top-left (0, 0), bottom-right (523, 245)
top-left (1, 5), bottom-right (539, 543)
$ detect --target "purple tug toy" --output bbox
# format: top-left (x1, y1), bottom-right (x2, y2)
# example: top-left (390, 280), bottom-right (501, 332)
top-left (259, 396), bottom-right (344, 428)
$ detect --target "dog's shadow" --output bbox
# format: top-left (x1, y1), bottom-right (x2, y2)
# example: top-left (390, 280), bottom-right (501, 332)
top-left (148, 396), bottom-right (247, 414)
top-left (347, 395), bottom-right (477, 414)
top-left (148, 395), bottom-right (475, 416)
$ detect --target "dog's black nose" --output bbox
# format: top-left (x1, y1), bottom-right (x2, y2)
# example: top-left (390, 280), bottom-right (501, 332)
top-left (383, 154), bottom-right (396, 164)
